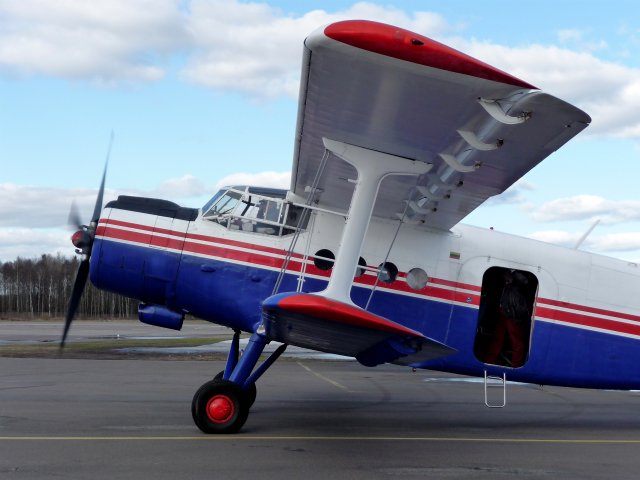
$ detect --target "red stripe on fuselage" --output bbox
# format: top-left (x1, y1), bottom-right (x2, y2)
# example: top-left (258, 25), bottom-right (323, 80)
top-left (537, 297), bottom-right (640, 325)
top-left (97, 217), bottom-right (640, 337)
top-left (536, 306), bottom-right (640, 337)
top-left (96, 224), bottom-right (186, 251)
top-left (100, 218), bottom-right (306, 260)
top-left (99, 218), bottom-right (482, 293)
top-left (98, 218), bottom-right (481, 303)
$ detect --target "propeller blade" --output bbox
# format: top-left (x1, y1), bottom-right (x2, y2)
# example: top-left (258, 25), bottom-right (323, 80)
top-left (91, 131), bottom-right (113, 225)
top-left (62, 131), bottom-right (114, 348)
top-left (67, 200), bottom-right (83, 230)
top-left (60, 258), bottom-right (90, 349)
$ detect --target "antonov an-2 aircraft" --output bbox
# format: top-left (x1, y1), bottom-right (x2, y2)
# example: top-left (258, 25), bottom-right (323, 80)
top-left (64, 20), bottom-right (639, 434)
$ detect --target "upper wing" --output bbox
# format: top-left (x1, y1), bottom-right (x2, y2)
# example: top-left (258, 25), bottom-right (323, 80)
top-left (289, 20), bottom-right (591, 230)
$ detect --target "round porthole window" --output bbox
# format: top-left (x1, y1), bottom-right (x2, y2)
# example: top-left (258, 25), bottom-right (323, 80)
top-left (406, 267), bottom-right (429, 290)
top-left (355, 257), bottom-right (367, 277)
top-left (378, 262), bottom-right (398, 283)
top-left (313, 249), bottom-right (335, 270)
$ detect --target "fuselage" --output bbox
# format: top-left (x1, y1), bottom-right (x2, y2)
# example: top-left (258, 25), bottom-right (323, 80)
top-left (91, 190), bottom-right (640, 390)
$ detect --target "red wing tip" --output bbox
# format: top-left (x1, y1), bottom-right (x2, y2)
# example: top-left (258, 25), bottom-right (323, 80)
top-left (273, 293), bottom-right (424, 338)
top-left (323, 20), bottom-right (536, 90)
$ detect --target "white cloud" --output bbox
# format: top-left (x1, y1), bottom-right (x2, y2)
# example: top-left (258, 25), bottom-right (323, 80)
top-left (529, 195), bottom-right (640, 224)
top-left (0, 183), bottom-right (120, 228)
top-left (182, 1), bottom-right (451, 97)
top-left (183, 14), bottom-right (640, 138)
top-left (527, 229), bottom-right (640, 258)
top-left (0, 175), bottom-right (213, 231)
top-left (485, 180), bottom-right (535, 206)
top-left (558, 29), bottom-right (584, 44)
top-left (0, 227), bottom-right (71, 261)
top-left (589, 232), bottom-right (640, 253)
top-left (149, 174), bottom-right (209, 199)
top-left (1, 1), bottom-right (639, 138)
top-left (1, 170), bottom-right (290, 222)
top-left (0, 172), bottom-right (290, 259)
top-left (458, 40), bottom-right (640, 139)
top-left (0, 0), bottom-right (185, 82)
top-left (0, 0), bottom-right (451, 93)
top-left (214, 170), bottom-right (290, 190)
top-left (527, 229), bottom-right (582, 248)
top-left (556, 28), bottom-right (607, 52)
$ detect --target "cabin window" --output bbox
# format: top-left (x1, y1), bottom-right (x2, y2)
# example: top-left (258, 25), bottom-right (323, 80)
top-left (355, 257), bottom-right (367, 277)
top-left (283, 205), bottom-right (309, 233)
top-left (202, 187), bottom-right (309, 236)
top-left (406, 267), bottom-right (428, 290)
top-left (473, 267), bottom-right (538, 368)
top-left (241, 198), bottom-right (284, 235)
top-left (378, 262), bottom-right (398, 283)
top-left (313, 249), bottom-right (335, 270)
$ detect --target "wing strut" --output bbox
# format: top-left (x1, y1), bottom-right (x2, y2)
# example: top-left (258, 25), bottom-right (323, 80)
top-left (259, 139), bottom-right (453, 366)
top-left (271, 149), bottom-right (329, 296)
top-left (319, 138), bottom-right (431, 305)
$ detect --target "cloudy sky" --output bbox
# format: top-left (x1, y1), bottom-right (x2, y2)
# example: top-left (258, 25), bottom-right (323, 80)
top-left (1, 0), bottom-right (640, 262)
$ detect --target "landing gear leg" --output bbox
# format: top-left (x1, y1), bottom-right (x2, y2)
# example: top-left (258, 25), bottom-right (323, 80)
top-left (191, 330), bottom-right (287, 434)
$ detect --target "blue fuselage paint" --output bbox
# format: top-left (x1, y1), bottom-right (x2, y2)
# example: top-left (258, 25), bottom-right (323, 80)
top-left (91, 235), bottom-right (640, 391)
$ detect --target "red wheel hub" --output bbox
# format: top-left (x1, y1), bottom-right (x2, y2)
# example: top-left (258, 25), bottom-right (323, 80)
top-left (206, 394), bottom-right (235, 424)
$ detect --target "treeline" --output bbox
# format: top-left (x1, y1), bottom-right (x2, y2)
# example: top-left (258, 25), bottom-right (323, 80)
top-left (0, 254), bottom-right (137, 319)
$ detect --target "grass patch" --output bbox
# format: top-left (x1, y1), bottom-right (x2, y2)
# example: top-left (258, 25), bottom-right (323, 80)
top-left (0, 336), bottom-right (232, 360)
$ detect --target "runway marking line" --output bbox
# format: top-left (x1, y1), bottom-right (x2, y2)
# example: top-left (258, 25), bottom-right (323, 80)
top-left (296, 361), bottom-right (352, 392)
top-left (1, 436), bottom-right (640, 444)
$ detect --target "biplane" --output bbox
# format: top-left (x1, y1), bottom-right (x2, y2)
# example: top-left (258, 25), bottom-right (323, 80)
top-left (65, 20), bottom-right (640, 434)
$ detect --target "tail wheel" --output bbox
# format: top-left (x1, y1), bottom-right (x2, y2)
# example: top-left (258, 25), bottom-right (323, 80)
top-left (192, 379), bottom-right (249, 434)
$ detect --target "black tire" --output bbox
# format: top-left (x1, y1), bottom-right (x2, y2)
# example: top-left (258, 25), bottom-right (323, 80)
top-left (213, 371), bottom-right (257, 409)
top-left (191, 379), bottom-right (249, 434)
top-left (244, 382), bottom-right (257, 409)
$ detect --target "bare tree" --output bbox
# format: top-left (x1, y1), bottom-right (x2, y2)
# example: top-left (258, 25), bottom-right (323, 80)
top-left (0, 254), bottom-right (137, 319)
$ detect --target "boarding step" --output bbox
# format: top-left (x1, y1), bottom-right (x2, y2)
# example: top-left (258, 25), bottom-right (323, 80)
top-left (484, 370), bottom-right (506, 408)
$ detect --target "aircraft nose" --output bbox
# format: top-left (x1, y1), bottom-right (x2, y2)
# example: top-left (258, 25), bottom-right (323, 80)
top-left (71, 229), bottom-right (90, 249)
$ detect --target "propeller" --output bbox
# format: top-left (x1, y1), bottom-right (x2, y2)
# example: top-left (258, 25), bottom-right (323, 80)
top-left (61, 133), bottom-right (113, 348)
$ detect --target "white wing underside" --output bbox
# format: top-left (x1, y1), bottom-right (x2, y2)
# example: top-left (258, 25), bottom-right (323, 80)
top-left (289, 22), bottom-right (591, 230)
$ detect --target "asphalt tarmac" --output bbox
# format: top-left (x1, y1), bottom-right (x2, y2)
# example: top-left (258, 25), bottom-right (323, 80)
top-left (2, 354), bottom-right (640, 480)
top-left (0, 319), bottom-right (231, 343)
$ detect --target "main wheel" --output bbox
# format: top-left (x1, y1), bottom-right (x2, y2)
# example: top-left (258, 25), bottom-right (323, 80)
top-left (191, 379), bottom-right (249, 434)
top-left (214, 371), bottom-right (257, 409)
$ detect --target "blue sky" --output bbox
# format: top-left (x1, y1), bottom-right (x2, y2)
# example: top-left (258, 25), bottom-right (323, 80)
top-left (1, 0), bottom-right (640, 261)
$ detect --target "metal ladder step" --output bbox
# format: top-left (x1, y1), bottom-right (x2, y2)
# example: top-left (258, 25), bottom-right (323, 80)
top-left (484, 370), bottom-right (506, 408)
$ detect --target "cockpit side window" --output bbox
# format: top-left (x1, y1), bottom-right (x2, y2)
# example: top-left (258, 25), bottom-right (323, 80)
top-left (202, 187), bottom-right (310, 236)
top-left (244, 199), bottom-right (283, 223)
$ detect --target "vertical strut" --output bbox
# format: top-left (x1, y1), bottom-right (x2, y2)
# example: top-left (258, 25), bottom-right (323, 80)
top-left (223, 332), bottom-right (287, 390)
top-left (320, 138), bottom-right (431, 305)
top-left (229, 332), bottom-right (268, 385)
top-left (223, 330), bottom-right (241, 380)
top-left (244, 343), bottom-right (287, 389)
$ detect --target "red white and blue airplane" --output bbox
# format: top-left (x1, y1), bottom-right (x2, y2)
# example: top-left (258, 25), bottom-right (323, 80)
top-left (64, 20), bottom-right (638, 434)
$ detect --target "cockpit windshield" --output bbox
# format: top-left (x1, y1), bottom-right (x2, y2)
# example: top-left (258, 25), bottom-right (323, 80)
top-left (203, 190), bottom-right (242, 218)
top-left (202, 186), bottom-right (309, 236)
